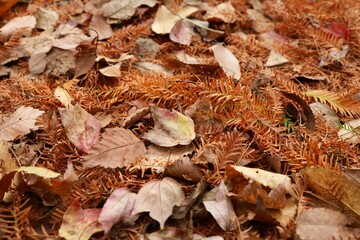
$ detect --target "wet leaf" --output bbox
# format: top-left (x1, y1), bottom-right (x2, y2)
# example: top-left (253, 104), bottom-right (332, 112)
top-left (143, 105), bottom-right (196, 147)
top-left (133, 177), bottom-right (185, 229)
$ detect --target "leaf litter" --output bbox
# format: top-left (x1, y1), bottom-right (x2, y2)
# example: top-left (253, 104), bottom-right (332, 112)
top-left (0, 0), bottom-right (360, 239)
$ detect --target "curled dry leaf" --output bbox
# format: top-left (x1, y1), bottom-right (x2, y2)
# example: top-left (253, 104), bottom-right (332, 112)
top-left (143, 105), bottom-right (196, 147)
top-left (210, 44), bottom-right (241, 81)
top-left (203, 180), bottom-right (237, 231)
top-left (133, 177), bottom-right (185, 229)
top-left (59, 201), bottom-right (103, 240)
top-left (0, 106), bottom-right (44, 141)
top-left (99, 188), bottom-right (139, 234)
top-left (83, 127), bottom-right (146, 169)
top-left (59, 104), bottom-right (100, 153)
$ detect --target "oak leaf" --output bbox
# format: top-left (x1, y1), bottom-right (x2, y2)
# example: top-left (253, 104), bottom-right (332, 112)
top-left (99, 188), bottom-right (139, 234)
top-left (59, 104), bottom-right (100, 153)
top-left (0, 106), bottom-right (44, 141)
top-left (143, 105), bottom-right (196, 147)
top-left (59, 201), bottom-right (103, 240)
top-left (133, 177), bottom-right (185, 229)
top-left (83, 127), bottom-right (146, 169)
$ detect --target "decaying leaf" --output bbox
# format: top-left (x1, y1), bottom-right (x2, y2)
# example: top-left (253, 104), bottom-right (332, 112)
top-left (133, 177), bottom-right (185, 229)
top-left (83, 127), bottom-right (146, 169)
top-left (99, 188), bottom-right (139, 234)
top-left (59, 104), bottom-right (100, 153)
top-left (0, 106), bottom-right (44, 141)
top-left (133, 61), bottom-right (174, 76)
top-left (59, 201), bottom-right (103, 240)
top-left (296, 208), bottom-right (360, 240)
top-left (143, 105), bottom-right (196, 147)
top-left (169, 20), bottom-right (193, 45)
top-left (54, 85), bottom-right (74, 109)
top-left (203, 2), bottom-right (236, 23)
top-left (0, 15), bottom-right (36, 40)
top-left (210, 44), bottom-right (241, 81)
top-left (165, 156), bottom-right (202, 182)
top-left (338, 118), bottom-right (360, 144)
top-left (203, 180), bottom-right (237, 231)
top-left (88, 15), bottom-right (112, 40)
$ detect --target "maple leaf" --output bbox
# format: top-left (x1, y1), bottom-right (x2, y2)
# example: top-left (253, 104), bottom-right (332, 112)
top-left (83, 127), bottom-right (146, 169)
top-left (59, 201), bottom-right (103, 240)
top-left (133, 177), bottom-right (185, 229)
top-left (59, 104), bottom-right (100, 153)
top-left (143, 105), bottom-right (196, 147)
top-left (203, 180), bottom-right (237, 231)
top-left (296, 208), bottom-right (360, 240)
top-left (0, 106), bottom-right (44, 141)
top-left (98, 188), bottom-right (139, 234)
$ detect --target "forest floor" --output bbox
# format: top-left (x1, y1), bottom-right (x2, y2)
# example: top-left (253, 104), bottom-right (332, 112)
top-left (0, 0), bottom-right (360, 239)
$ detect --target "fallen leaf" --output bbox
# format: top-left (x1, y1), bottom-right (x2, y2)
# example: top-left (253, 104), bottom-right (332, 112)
top-left (302, 166), bottom-right (360, 223)
top-left (203, 180), bottom-right (237, 231)
top-left (338, 118), bottom-right (360, 144)
top-left (45, 48), bottom-right (77, 76)
top-left (0, 15), bottom-right (36, 41)
top-left (193, 234), bottom-right (224, 240)
top-left (59, 104), bottom-right (100, 153)
top-left (296, 208), bottom-right (360, 240)
top-left (29, 52), bottom-right (47, 74)
top-left (0, 141), bottom-right (17, 174)
top-left (101, 0), bottom-right (157, 20)
top-left (143, 105), bottom-right (196, 147)
top-left (0, 106), bottom-right (44, 141)
top-left (246, 9), bottom-right (274, 33)
top-left (83, 127), bottom-right (146, 169)
top-left (99, 63), bottom-right (121, 77)
top-left (75, 37), bottom-right (97, 77)
top-left (139, 226), bottom-right (192, 240)
top-left (99, 188), bottom-right (139, 234)
top-left (169, 20), bottom-right (193, 45)
top-left (34, 8), bottom-right (59, 31)
top-left (151, 5), bottom-right (199, 34)
top-left (133, 61), bottom-right (174, 76)
top-left (165, 156), bottom-right (203, 182)
top-left (210, 44), bottom-right (241, 81)
top-left (203, 2), bottom-right (236, 23)
top-left (54, 86), bottom-right (74, 109)
top-left (227, 165), bottom-right (297, 198)
top-left (310, 102), bottom-right (339, 127)
top-left (265, 50), bottom-right (289, 67)
top-left (133, 177), bottom-right (185, 229)
top-left (59, 201), bottom-right (103, 240)
top-left (16, 166), bottom-right (61, 178)
top-left (88, 15), bottom-right (112, 40)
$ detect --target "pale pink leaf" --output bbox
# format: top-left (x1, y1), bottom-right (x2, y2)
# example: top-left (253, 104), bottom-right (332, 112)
top-left (83, 127), bottom-right (146, 169)
top-left (59, 104), bottom-right (100, 153)
top-left (203, 180), bottom-right (237, 231)
top-left (210, 44), bottom-right (241, 81)
top-left (170, 20), bottom-right (193, 45)
top-left (133, 177), bottom-right (185, 229)
top-left (0, 106), bottom-right (44, 141)
top-left (63, 161), bottom-right (78, 182)
top-left (59, 201), bottom-right (103, 240)
top-left (143, 105), bottom-right (195, 147)
top-left (99, 188), bottom-right (139, 234)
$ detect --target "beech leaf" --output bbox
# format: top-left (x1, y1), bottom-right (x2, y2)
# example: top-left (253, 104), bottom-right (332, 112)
top-left (210, 44), bottom-right (241, 81)
top-left (203, 180), bottom-right (237, 231)
top-left (143, 105), bottom-right (196, 147)
top-left (59, 201), bottom-right (103, 240)
top-left (133, 177), bottom-right (185, 229)
top-left (83, 127), bottom-right (146, 169)
top-left (0, 106), bottom-right (44, 141)
top-left (99, 188), bottom-right (139, 234)
top-left (59, 104), bottom-right (100, 153)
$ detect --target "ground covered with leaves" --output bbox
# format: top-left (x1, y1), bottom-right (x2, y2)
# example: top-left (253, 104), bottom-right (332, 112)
top-left (0, 0), bottom-right (360, 239)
